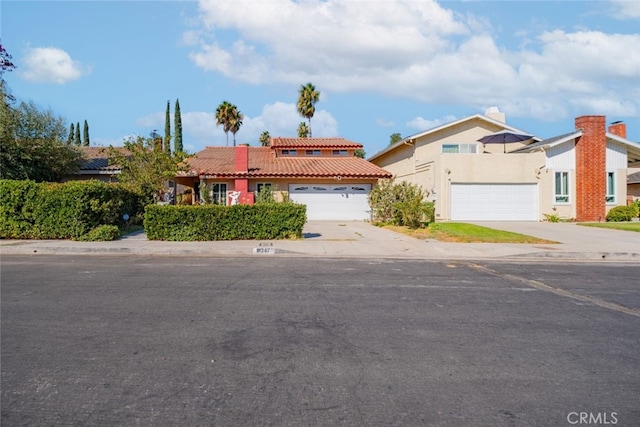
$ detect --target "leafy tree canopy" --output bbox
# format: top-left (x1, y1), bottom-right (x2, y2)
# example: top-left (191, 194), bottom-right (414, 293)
top-left (389, 133), bottom-right (402, 145)
top-left (0, 92), bottom-right (83, 182)
top-left (108, 136), bottom-right (188, 204)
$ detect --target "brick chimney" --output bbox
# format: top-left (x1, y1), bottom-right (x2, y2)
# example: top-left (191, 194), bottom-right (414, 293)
top-left (608, 121), bottom-right (627, 139)
top-left (575, 116), bottom-right (606, 222)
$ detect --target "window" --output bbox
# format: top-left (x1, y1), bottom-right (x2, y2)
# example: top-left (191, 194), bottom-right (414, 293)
top-left (332, 150), bottom-right (348, 156)
top-left (256, 183), bottom-right (272, 193)
top-left (442, 144), bottom-right (477, 154)
top-left (305, 150), bottom-right (321, 156)
top-left (554, 172), bottom-right (569, 203)
top-left (606, 172), bottom-right (615, 204)
top-left (211, 183), bottom-right (227, 205)
top-left (282, 149), bottom-right (297, 156)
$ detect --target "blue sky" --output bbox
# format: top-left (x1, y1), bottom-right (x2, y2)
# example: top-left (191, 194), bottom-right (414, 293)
top-left (3, 0), bottom-right (640, 156)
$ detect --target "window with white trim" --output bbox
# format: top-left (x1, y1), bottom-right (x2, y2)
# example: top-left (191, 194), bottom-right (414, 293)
top-left (442, 143), bottom-right (477, 154)
top-left (211, 183), bottom-right (227, 205)
top-left (282, 149), bottom-right (297, 156)
top-left (554, 171), bottom-right (569, 203)
top-left (332, 150), bottom-right (348, 156)
top-left (305, 150), bottom-right (321, 156)
top-left (606, 172), bottom-right (615, 204)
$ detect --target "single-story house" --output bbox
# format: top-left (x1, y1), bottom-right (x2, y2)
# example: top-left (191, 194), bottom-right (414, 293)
top-left (63, 146), bottom-right (123, 182)
top-left (628, 169), bottom-right (640, 201)
top-left (368, 108), bottom-right (640, 222)
top-left (175, 137), bottom-right (392, 220)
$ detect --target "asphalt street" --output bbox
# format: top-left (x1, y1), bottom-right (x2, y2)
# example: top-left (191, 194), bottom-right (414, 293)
top-left (1, 256), bottom-right (639, 426)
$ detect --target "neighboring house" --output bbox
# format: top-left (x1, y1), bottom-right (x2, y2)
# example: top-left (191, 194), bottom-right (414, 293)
top-left (628, 169), bottom-right (640, 202)
top-left (368, 108), bottom-right (640, 222)
top-left (175, 137), bottom-right (392, 220)
top-left (63, 146), bottom-right (123, 182)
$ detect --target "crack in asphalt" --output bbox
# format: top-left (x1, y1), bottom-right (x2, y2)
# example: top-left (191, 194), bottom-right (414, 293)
top-left (466, 263), bottom-right (640, 318)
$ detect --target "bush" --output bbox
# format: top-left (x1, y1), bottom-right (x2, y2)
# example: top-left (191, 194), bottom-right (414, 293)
top-left (606, 205), bottom-right (636, 222)
top-left (76, 225), bottom-right (121, 241)
top-left (144, 203), bottom-right (307, 241)
top-left (0, 179), bottom-right (143, 239)
top-left (369, 179), bottom-right (432, 228)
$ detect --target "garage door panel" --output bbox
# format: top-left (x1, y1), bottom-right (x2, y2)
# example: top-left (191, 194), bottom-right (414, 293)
top-left (451, 184), bottom-right (538, 221)
top-left (289, 184), bottom-right (371, 220)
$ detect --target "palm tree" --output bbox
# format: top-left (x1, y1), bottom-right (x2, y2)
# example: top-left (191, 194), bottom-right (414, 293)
top-left (229, 105), bottom-right (243, 147)
top-left (297, 121), bottom-right (309, 138)
top-left (259, 131), bottom-right (270, 147)
top-left (215, 101), bottom-right (233, 146)
top-left (297, 82), bottom-right (320, 137)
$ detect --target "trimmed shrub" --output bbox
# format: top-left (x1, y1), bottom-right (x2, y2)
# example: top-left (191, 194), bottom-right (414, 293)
top-left (144, 203), bottom-right (307, 241)
top-left (0, 179), bottom-right (143, 239)
top-left (606, 205), bottom-right (636, 222)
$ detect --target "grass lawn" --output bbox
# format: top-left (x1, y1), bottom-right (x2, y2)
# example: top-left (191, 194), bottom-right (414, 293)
top-left (578, 222), bottom-right (640, 232)
top-left (385, 222), bottom-right (558, 244)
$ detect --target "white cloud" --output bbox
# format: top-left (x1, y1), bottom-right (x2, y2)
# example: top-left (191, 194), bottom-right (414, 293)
top-left (407, 115), bottom-right (457, 131)
top-left (609, 0), bottom-right (640, 19)
top-left (186, 0), bottom-right (640, 123)
top-left (20, 47), bottom-right (90, 84)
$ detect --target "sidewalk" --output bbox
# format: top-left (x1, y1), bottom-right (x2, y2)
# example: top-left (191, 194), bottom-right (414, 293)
top-left (1, 221), bottom-right (638, 261)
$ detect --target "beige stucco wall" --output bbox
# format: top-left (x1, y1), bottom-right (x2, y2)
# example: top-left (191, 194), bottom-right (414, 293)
top-left (436, 152), bottom-right (546, 220)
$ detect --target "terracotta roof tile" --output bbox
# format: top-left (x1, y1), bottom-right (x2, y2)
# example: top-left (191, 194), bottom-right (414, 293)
top-left (181, 147), bottom-right (391, 179)
top-left (270, 137), bottom-right (363, 149)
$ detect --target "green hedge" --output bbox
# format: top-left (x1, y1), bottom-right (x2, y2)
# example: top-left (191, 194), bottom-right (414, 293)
top-left (144, 203), bottom-right (307, 241)
top-left (0, 179), bottom-right (142, 239)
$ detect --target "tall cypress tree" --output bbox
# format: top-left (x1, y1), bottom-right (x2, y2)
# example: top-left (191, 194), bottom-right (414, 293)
top-left (74, 122), bottom-right (81, 146)
top-left (82, 120), bottom-right (89, 146)
top-left (68, 123), bottom-right (75, 145)
top-left (174, 99), bottom-right (183, 154)
top-left (164, 100), bottom-right (171, 153)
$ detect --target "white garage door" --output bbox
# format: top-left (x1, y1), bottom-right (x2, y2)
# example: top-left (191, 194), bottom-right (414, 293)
top-left (289, 184), bottom-right (371, 220)
top-left (450, 184), bottom-right (538, 221)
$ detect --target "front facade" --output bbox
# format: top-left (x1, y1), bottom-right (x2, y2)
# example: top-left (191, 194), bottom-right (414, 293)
top-left (369, 109), bottom-right (640, 222)
top-left (176, 138), bottom-right (392, 220)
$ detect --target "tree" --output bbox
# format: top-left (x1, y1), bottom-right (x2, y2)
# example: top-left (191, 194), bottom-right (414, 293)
top-left (174, 99), bottom-right (183, 153)
top-left (297, 121), bottom-right (309, 138)
top-left (83, 120), bottom-right (90, 146)
top-left (259, 131), bottom-right (270, 147)
top-left (164, 100), bottom-right (171, 153)
top-left (108, 136), bottom-right (187, 205)
top-left (297, 82), bottom-right (320, 137)
top-left (0, 41), bottom-right (16, 77)
top-left (75, 122), bottom-right (81, 146)
top-left (68, 123), bottom-right (75, 144)
top-left (0, 98), bottom-right (83, 182)
top-left (355, 148), bottom-right (366, 159)
top-left (389, 133), bottom-right (402, 145)
top-left (215, 101), bottom-right (233, 146)
top-left (1, 41), bottom-right (16, 102)
top-left (229, 104), bottom-right (243, 146)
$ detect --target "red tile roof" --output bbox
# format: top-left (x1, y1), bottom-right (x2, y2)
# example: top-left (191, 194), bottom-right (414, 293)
top-left (270, 137), bottom-right (363, 149)
top-left (180, 147), bottom-right (391, 179)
